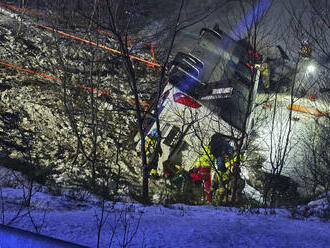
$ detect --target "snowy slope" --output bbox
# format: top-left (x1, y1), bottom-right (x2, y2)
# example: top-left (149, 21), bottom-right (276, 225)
top-left (1, 186), bottom-right (329, 248)
top-left (0, 2), bottom-right (329, 248)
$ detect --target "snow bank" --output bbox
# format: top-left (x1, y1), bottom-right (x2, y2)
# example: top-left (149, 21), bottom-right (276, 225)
top-left (1, 187), bottom-right (329, 248)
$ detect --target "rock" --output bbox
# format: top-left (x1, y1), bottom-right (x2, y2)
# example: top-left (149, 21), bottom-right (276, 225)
top-left (0, 5), bottom-right (155, 200)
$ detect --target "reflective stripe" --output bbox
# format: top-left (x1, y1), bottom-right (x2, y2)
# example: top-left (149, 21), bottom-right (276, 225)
top-left (195, 157), bottom-right (214, 167)
top-left (196, 146), bottom-right (215, 168)
top-left (145, 136), bottom-right (157, 156)
top-left (212, 169), bottom-right (230, 182)
top-left (225, 154), bottom-right (243, 172)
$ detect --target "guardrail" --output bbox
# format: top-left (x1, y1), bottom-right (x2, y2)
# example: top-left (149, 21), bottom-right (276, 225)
top-left (0, 224), bottom-right (89, 248)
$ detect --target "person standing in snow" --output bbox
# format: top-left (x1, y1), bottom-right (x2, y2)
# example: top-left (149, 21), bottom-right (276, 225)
top-left (163, 160), bottom-right (187, 187)
top-left (191, 145), bottom-right (215, 202)
top-left (212, 154), bottom-right (232, 205)
top-left (257, 57), bottom-right (270, 90)
top-left (225, 153), bottom-right (245, 203)
top-left (145, 128), bottom-right (162, 178)
top-left (212, 149), bottom-right (245, 204)
top-left (208, 134), bottom-right (234, 204)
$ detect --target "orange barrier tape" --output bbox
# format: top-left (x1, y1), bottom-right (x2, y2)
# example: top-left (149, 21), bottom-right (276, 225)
top-left (0, 1), bottom-right (46, 17)
top-left (287, 104), bottom-right (328, 117)
top-left (75, 84), bottom-right (150, 107)
top-left (0, 1), bottom-right (159, 69)
top-left (97, 29), bottom-right (158, 67)
top-left (0, 61), bottom-right (61, 81)
top-left (36, 23), bottom-right (162, 68)
top-left (0, 60), bottom-right (150, 107)
top-left (75, 84), bottom-right (111, 97)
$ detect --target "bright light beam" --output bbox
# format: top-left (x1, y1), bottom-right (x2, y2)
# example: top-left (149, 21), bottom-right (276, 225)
top-left (228, 0), bottom-right (272, 39)
top-left (306, 64), bottom-right (316, 74)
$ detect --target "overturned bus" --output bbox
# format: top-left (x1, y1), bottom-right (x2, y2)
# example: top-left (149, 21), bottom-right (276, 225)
top-left (135, 26), bottom-right (261, 173)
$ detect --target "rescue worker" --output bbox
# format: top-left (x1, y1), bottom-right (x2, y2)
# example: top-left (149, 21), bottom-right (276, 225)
top-left (225, 153), bottom-right (245, 203)
top-left (163, 160), bottom-right (186, 186)
top-left (300, 39), bottom-right (312, 58)
top-left (209, 134), bottom-right (233, 204)
top-left (191, 145), bottom-right (215, 202)
top-left (257, 57), bottom-right (270, 90)
top-left (145, 128), bottom-right (162, 178)
top-left (212, 154), bottom-right (231, 205)
top-left (163, 159), bottom-right (196, 202)
top-left (212, 152), bottom-right (245, 204)
top-left (170, 164), bottom-right (189, 190)
top-left (163, 159), bottom-right (176, 179)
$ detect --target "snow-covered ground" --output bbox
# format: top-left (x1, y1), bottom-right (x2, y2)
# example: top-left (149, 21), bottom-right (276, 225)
top-left (1, 185), bottom-right (329, 248)
top-left (0, 2), bottom-right (329, 247)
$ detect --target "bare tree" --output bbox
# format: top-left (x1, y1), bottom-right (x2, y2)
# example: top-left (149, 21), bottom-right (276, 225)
top-left (0, 108), bottom-right (54, 229)
top-left (285, 0), bottom-right (330, 202)
top-left (212, 0), bottom-right (276, 205)
top-left (142, 0), bottom-right (277, 206)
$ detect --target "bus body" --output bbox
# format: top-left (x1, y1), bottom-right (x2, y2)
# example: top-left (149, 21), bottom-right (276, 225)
top-left (136, 27), bottom-right (261, 171)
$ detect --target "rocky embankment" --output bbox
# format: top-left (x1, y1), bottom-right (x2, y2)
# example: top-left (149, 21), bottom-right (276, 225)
top-left (0, 6), bottom-right (160, 197)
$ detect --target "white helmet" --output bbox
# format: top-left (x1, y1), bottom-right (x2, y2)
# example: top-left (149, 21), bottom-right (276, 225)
top-left (301, 39), bottom-right (309, 46)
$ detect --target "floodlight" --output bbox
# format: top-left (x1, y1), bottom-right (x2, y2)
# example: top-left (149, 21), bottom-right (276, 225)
top-left (306, 64), bottom-right (316, 74)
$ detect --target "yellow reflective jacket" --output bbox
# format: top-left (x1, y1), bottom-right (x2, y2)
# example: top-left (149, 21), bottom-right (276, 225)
top-left (145, 136), bottom-right (157, 156)
top-left (195, 146), bottom-right (215, 168)
top-left (212, 169), bottom-right (230, 184)
top-left (258, 62), bottom-right (270, 76)
top-left (225, 154), bottom-right (243, 173)
top-left (301, 45), bottom-right (311, 57)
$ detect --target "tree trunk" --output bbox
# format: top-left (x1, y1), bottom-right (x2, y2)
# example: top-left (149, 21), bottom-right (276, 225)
top-left (142, 165), bottom-right (149, 203)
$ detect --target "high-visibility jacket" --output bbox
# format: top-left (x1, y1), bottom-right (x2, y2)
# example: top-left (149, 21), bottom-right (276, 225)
top-left (145, 136), bottom-right (157, 157)
top-left (193, 146), bottom-right (214, 202)
top-left (150, 168), bottom-right (157, 175)
top-left (163, 160), bottom-right (181, 178)
top-left (195, 146), bottom-right (215, 168)
top-left (225, 154), bottom-right (243, 173)
top-left (212, 154), bottom-right (242, 189)
top-left (257, 63), bottom-right (270, 89)
top-left (171, 165), bottom-right (186, 183)
top-left (145, 135), bottom-right (162, 176)
top-left (300, 45), bottom-right (311, 57)
top-left (212, 169), bottom-right (230, 184)
top-left (258, 62), bottom-right (270, 75)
